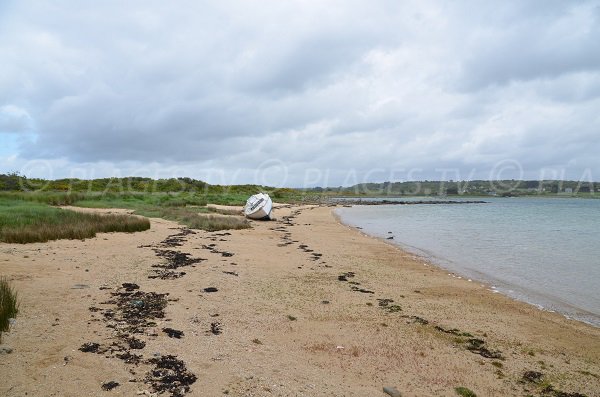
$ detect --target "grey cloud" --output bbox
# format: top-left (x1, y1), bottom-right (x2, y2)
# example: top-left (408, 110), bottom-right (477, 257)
top-left (458, 2), bottom-right (600, 90)
top-left (1, 0), bottom-right (599, 185)
top-left (0, 106), bottom-right (33, 133)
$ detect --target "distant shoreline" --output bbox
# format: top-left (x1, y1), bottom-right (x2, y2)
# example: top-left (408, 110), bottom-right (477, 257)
top-left (331, 198), bottom-right (487, 205)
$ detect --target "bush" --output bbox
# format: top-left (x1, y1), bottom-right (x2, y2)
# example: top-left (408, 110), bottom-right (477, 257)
top-left (0, 277), bottom-right (19, 342)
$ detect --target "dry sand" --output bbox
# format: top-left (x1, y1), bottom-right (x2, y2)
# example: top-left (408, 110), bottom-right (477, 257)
top-left (1, 205), bottom-right (599, 397)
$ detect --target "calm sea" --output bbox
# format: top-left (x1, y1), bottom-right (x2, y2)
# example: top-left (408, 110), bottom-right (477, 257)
top-left (336, 197), bottom-right (600, 327)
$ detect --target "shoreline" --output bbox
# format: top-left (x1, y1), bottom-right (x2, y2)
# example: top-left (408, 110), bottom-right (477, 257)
top-left (333, 208), bottom-right (600, 329)
top-left (1, 204), bottom-right (599, 396)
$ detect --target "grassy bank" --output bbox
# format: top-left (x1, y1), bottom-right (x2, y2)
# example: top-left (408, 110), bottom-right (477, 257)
top-left (0, 193), bottom-right (250, 243)
top-left (0, 277), bottom-right (19, 343)
top-left (65, 192), bottom-right (249, 231)
top-left (72, 193), bottom-right (250, 231)
top-left (0, 199), bottom-right (151, 243)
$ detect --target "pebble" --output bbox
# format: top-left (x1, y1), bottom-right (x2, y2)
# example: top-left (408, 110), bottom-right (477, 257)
top-left (0, 345), bottom-right (13, 354)
top-left (383, 386), bottom-right (402, 397)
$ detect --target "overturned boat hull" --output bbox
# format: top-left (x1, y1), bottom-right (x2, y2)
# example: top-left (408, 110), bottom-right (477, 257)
top-left (244, 193), bottom-right (273, 220)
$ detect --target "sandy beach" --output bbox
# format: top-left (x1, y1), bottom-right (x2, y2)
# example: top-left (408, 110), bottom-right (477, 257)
top-left (1, 205), bottom-right (599, 397)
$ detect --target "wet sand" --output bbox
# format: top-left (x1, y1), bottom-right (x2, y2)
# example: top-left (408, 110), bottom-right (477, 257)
top-left (1, 205), bottom-right (599, 397)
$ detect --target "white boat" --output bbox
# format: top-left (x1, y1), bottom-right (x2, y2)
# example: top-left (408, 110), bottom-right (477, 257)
top-left (244, 193), bottom-right (273, 220)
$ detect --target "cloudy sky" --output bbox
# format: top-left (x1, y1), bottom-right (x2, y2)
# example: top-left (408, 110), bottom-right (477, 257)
top-left (1, 0), bottom-right (599, 186)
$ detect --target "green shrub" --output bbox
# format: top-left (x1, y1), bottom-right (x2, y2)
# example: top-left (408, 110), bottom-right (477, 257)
top-left (0, 277), bottom-right (19, 342)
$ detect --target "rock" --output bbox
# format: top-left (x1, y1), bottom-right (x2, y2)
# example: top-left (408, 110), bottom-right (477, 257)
top-left (71, 284), bottom-right (90, 289)
top-left (383, 386), bottom-right (402, 397)
top-left (0, 345), bottom-right (14, 354)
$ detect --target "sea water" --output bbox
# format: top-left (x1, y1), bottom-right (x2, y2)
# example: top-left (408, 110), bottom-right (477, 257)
top-left (336, 197), bottom-right (600, 327)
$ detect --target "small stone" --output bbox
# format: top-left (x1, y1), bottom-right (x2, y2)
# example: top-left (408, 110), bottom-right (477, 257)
top-left (383, 386), bottom-right (402, 397)
top-left (0, 345), bottom-right (14, 354)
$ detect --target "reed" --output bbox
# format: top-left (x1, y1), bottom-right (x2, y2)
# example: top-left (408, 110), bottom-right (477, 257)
top-left (180, 213), bottom-right (250, 231)
top-left (0, 277), bottom-right (19, 343)
top-left (0, 199), bottom-right (150, 244)
top-left (136, 206), bottom-right (250, 232)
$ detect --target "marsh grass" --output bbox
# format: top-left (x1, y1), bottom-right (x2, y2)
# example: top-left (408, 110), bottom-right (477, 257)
top-left (206, 206), bottom-right (242, 216)
top-left (180, 213), bottom-right (250, 231)
top-left (0, 191), bottom-right (85, 206)
top-left (0, 199), bottom-right (150, 243)
top-left (135, 206), bottom-right (250, 232)
top-left (81, 194), bottom-right (249, 231)
top-left (455, 387), bottom-right (477, 397)
top-left (1, 192), bottom-right (249, 238)
top-left (0, 277), bottom-right (19, 343)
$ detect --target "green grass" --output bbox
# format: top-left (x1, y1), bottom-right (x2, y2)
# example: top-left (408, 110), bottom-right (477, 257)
top-left (74, 193), bottom-right (249, 231)
top-left (0, 191), bottom-right (86, 206)
top-left (0, 199), bottom-right (151, 243)
top-left (0, 192), bottom-right (251, 240)
top-left (455, 387), bottom-right (477, 397)
top-left (179, 213), bottom-right (249, 231)
top-left (0, 277), bottom-right (19, 343)
top-left (74, 192), bottom-right (248, 210)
